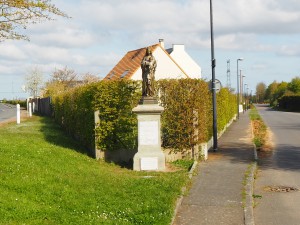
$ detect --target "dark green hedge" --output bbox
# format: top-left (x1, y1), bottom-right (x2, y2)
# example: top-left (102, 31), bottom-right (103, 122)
top-left (279, 95), bottom-right (300, 111)
top-left (51, 79), bottom-right (237, 155)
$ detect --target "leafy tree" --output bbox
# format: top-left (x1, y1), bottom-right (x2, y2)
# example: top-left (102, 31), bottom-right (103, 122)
top-left (0, 0), bottom-right (68, 41)
top-left (24, 66), bottom-right (43, 97)
top-left (265, 81), bottom-right (278, 100)
top-left (287, 76), bottom-right (300, 94)
top-left (275, 81), bottom-right (288, 98)
top-left (256, 82), bottom-right (267, 103)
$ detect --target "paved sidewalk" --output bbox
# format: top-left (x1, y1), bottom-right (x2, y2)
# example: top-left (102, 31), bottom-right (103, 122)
top-left (173, 112), bottom-right (255, 225)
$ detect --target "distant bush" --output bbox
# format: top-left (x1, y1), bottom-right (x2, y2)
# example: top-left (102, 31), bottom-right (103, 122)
top-left (2, 99), bottom-right (27, 108)
top-left (279, 95), bottom-right (300, 111)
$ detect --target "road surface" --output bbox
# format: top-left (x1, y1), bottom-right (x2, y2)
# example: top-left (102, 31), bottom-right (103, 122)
top-left (0, 103), bottom-right (17, 123)
top-left (254, 104), bottom-right (300, 225)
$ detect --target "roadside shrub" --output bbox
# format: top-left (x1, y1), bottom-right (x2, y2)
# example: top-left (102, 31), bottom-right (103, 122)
top-left (2, 99), bottom-right (27, 108)
top-left (278, 94), bottom-right (300, 111)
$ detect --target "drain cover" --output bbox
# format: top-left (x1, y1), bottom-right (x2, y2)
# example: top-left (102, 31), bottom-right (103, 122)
top-left (264, 186), bottom-right (299, 193)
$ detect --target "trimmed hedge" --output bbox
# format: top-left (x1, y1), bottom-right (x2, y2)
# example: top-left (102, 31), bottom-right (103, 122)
top-left (93, 80), bottom-right (141, 152)
top-left (52, 84), bottom-right (97, 154)
top-left (158, 79), bottom-right (211, 152)
top-left (217, 88), bottom-right (237, 132)
top-left (51, 79), bottom-right (237, 155)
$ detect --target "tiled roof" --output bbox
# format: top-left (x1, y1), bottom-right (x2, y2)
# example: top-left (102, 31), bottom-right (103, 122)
top-left (104, 44), bottom-right (159, 80)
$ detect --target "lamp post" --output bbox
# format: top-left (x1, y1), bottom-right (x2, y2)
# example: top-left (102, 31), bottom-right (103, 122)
top-left (210, 0), bottom-right (217, 151)
top-left (236, 58), bottom-right (243, 119)
top-left (244, 83), bottom-right (247, 112)
top-left (246, 85), bottom-right (249, 110)
top-left (240, 73), bottom-right (245, 105)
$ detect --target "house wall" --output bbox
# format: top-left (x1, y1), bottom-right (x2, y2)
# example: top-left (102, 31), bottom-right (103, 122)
top-left (131, 47), bottom-right (188, 80)
top-left (170, 44), bottom-right (202, 79)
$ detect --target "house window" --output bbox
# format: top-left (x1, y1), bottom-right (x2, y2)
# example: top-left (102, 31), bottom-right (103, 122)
top-left (121, 70), bottom-right (130, 78)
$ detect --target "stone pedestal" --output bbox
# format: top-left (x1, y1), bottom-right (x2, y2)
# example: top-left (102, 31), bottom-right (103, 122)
top-left (132, 98), bottom-right (165, 171)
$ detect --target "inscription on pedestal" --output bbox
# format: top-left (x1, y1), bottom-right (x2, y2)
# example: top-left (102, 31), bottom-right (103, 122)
top-left (140, 157), bottom-right (158, 170)
top-left (139, 121), bottom-right (158, 145)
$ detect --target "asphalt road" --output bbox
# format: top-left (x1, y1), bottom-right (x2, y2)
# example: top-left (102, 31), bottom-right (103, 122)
top-left (0, 103), bottom-right (17, 122)
top-left (254, 104), bottom-right (300, 225)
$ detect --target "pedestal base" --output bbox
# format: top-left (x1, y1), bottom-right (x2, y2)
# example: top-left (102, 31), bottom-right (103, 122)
top-left (133, 151), bottom-right (165, 171)
top-left (132, 101), bottom-right (165, 171)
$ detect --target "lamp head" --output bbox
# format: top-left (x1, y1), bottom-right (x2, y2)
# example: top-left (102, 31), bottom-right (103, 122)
top-left (238, 58), bottom-right (244, 61)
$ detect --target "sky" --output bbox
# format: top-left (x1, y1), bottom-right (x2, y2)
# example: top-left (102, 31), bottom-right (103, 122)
top-left (1, 0), bottom-right (300, 99)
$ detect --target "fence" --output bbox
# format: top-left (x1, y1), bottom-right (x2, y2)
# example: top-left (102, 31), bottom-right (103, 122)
top-left (30, 97), bottom-right (52, 117)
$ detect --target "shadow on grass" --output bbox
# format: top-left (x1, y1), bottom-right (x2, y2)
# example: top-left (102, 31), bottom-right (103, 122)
top-left (38, 116), bottom-right (91, 156)
top-left (38, 116), bottom-right (135, 169)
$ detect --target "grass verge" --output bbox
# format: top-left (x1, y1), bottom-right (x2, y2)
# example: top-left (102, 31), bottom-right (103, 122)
top-left (0, 116), bottom-right (189, 225)
top-left (249, 107), bottom-right (268, 150)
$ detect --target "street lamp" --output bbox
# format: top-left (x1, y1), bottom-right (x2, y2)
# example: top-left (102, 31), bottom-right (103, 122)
top-left (241, 73), bottom-right (245, 104)
top-left (210, 0), bottom-right (217, 151)
top-left (244, 83), bottom-right (248, 111)
top-left (236, 58), bottom-right (243, 119)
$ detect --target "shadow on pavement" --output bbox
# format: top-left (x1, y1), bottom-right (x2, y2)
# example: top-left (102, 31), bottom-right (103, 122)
top-left (257, 144), bottom-right (300, 171)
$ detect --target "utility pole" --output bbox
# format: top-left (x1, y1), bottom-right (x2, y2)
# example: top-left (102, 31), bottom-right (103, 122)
top-left (227, 60), bottom-right (231, 89)
top-left (236, 58), bottom-right (243, 119)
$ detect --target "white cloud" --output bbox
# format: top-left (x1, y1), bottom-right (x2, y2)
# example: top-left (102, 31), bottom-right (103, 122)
top-left (278, 45), bottom-right (300, 56)
top-left (23, 43), bottom-right (71, 64)
top-left (2, 0), bottom-right (300, 99)
top-left (33, 28), bottom-right (96, 49)
top-left (251, 63), bottom-right (268, 70)
top-left (0, 43), bottom-right (27, 60)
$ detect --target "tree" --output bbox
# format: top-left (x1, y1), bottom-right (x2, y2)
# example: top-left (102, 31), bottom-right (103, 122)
top-left (25, 66), bottom-right (44, 97)
top-left (256, 82), bottom-right (266, 103)
top-left (81, 73), bottom-right (101, 84)
top-left (0, 0), bottom-right (68, 41)
top-left (43, 66), bottom-right (78, 97)
top-left (265, 81), bottom-right (278, 105)
top-left (287, 76), bottom-right (300, 94)
top-left (51, 66), bottom-right (77, 84)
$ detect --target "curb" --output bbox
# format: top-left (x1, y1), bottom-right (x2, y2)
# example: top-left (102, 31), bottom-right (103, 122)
top-left (244, 122), bottom-right (258, 225)
top-left (170, 160), bottom-right (198, 225)
top-left (244, 154), bottom-right (257, 225)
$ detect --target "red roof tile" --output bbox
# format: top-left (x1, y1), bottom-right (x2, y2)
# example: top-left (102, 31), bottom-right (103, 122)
top-left (104, 44), bottom-right (159, 81)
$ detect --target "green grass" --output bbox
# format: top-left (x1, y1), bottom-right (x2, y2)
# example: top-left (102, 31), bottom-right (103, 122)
top-left (249, 107), bottom-right (262, 120)
top-left (0, 116), bottom-right (189, 224)
top-left (170, 159), bottom-right (194, 171)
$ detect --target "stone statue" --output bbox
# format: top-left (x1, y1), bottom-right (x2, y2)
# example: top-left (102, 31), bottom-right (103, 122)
top-left (141, 47), bottom-right (157, 97)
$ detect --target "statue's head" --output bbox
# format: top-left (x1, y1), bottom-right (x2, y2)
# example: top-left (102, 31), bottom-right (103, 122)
top-left (146, 47), bottom-right (152, 55)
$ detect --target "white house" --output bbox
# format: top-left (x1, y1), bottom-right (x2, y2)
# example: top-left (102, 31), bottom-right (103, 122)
top-left (104, 39), bottom-right (201, 81)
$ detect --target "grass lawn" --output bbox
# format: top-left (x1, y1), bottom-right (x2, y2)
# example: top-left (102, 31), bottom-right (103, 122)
top-left (0, 116), bottom-right (190, 225)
